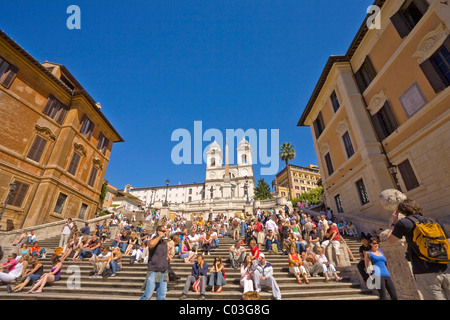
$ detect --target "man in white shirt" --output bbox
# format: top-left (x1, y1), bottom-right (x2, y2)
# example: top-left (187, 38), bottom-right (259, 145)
top-left (252, 253), bottom-right (281, 300)
top-left (59, 218), bottom-right (73, 250)
top-left (187, 229), bottom-right (200, 252)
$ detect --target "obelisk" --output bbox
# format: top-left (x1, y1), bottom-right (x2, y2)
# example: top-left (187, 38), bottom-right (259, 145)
top-left (222, 143), bottom-right (232, 198)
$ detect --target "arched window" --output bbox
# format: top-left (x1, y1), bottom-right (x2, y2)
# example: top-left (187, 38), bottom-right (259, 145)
top-left (242, 154), bottom-right (247, 163)
top-left (211, 157), bottom-right (216, 167)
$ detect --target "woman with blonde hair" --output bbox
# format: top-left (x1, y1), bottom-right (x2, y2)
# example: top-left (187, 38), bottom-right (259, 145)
top-left (124, 231), bottom-right (139, 256)
top-left (7, 256), bottom-right (43, 293)
top-left (108, 246), bottom-right (122, 277)
top-left (288, 246), bottom-right (310, 284)
top-left (26, 255), bottom-right (62, 294)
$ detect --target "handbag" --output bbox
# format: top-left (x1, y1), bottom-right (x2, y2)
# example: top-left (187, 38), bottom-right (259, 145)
top-left (193, 279), bottom-right (200, 293)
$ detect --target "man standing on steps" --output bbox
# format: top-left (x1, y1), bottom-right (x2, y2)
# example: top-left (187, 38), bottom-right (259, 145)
top-left (59, 218), bottom-right (73, 251)
top-left (140, 225), bottom-right (169, 300)
top-left (252, 253), bottom-right (281, 300)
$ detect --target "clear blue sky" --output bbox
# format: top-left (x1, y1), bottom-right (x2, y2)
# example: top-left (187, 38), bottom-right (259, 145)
top-left (1, 0), bottom-right (373, 190)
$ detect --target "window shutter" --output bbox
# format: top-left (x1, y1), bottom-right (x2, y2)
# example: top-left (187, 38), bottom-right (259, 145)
top-left (420, 59), bottom-right (447, 93)
top-left (43, 96), bottom-right (55, 115)
top-left (390, 11), bottom-right (411, 39)
top-left (8, 182), bottom-right (30, 207)
top-left (68, 152), bottom-right (81, 175)
top-left (88, 167), bottom-right (98, 187)
top-left (0, 59), bottom-right (9, 77)
top-left (27, 136), bottom-right (47, 162)
top-left (398, 159), bottom-right (420, 191)
top-left (55, 105), bottom-right (68, 124)
top-left (413, 0), bottom-right (429, 15)
top-left (383, 102), bottom-right (399, 130)
top-left (1, 65), bottom-right (18, 89)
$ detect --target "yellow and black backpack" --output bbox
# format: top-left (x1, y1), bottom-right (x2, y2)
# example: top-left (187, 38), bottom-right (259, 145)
top-left (407, 216), bottom-right (450, 264)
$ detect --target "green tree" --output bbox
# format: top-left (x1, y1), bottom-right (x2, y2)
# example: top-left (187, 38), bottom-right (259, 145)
top-left (291, 186), bottom-right (324, 207)
top-left (99, 180), bottom-right (109, 207)
top-left (279, 142), bottom-right (296, 200)
top-left (254, 178), bottom-right (273, 200)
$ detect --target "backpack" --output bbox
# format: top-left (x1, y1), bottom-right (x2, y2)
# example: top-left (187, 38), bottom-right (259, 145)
top-left (271, 243), bottom-right (278, 253)
top-left (407, 216), bottom-right (450, 264)
top-left (255, 223), bottom-right (263, 232)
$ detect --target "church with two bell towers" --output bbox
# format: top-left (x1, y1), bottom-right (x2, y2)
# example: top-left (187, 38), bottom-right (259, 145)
top-left (122, 137), bottom-right (255, 208)
top-left (204, 137), bottom-right (255, 201)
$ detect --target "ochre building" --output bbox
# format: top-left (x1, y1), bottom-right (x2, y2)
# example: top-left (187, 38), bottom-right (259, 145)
top-left (298, 0), bottom-right (450, 227)
top-left (0, 30), bottom-right (123, 230)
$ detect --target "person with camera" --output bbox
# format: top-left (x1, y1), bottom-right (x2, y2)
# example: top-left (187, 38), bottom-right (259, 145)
top-left (59, 218), bottom-right (73, 251)
top-left (140, 225), bottom-right (169, 300)
top-left (387, 199), bottom-right (450, 300)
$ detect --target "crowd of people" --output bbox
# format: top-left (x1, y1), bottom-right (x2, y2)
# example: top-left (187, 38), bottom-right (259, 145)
top-left (0, 198), bottom-right (448, 301)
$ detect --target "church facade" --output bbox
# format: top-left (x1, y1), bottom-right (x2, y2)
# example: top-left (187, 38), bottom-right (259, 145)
top-left (122, 138), bottom-right (255, 208)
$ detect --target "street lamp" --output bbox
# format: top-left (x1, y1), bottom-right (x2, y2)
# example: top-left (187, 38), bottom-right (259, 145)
top-left (387, 163), bottom-right (402, 192)
top-left (164, 179), bottom-right (170, 206)
top-left (0, 182), bottom-right (18, 223)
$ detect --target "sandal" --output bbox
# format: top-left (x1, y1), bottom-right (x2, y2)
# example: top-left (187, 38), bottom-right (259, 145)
top-left (297, 279), bottom-right (303, 284)
top-left (216, 287), bottom-right (223, 293)
top-left (305, 279), bottom-right (310, 284)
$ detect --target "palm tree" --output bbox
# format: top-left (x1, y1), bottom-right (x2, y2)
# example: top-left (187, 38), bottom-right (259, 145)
top-left (279, 142), bottom-right (296, 200)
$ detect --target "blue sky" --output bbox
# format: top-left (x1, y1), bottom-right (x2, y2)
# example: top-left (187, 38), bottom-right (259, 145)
top-left (1, 0), bottom-right (374, 190)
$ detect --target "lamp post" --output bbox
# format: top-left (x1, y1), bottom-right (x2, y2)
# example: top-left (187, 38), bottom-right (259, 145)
top-left (388, 163), bottom-right (402, 192)
top-left (164, 179), bottom-right (170, 206)
top-left (0, 182), bottom-right (18, 224)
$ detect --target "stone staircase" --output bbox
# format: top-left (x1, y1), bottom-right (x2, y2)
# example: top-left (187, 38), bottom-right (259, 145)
top-left (0, 229), bottom-right (377, 300)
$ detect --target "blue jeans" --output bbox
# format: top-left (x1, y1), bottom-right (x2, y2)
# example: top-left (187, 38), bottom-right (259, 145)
top-left (209, 272), bottom-right (226, 286)
top-left (140, 272), bottom-right (168, 300)
top-left (79, 247), bottom-right (101, 259)
top-left (265, 239), bottom-right (280, 251)
top-left (213, 238), bottom-right (219, 248)
top-left (110, 260), bottom-right (121, 275)
top-left (31, 248), bottom-right (46, 257)
top-left (296, 242), bottom-right (306, 254)
top-left (241, 222), bottom-right (247, 237)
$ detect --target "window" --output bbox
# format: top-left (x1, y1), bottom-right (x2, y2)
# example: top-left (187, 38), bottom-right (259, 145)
top-left (313, 111), bottom-right (325, 139)
top-left (342, 131), bottom-right (355, 158)
top-left (330, 90), bottom-right (340, 112)
top-left (420, 38), bottom-right (450, 93)
top-left (42, 96), bottom-right (69, 124)
top-left (354, 56), bottom-right (377, 93)
top-left (356, 179), bottom-right (370, 205)
top-left (398, 159), bottom-right (420, 191)
top-left (79, 203), bottom-right (88, 219)
top-left (80, 115), bottom-right (95, 139)
top-left (188, 196), bottom-right (192, 202)
top-left (67, 152), bottom-right (81, 176)
top-left (27, 136), bottom-right (48, 163)
top-left (97, 132), bottom-right (109, 154)
top-left (296, 193), bottom-right (300, 198)
top-left (295, 186), bottom-right (299, 190)
top-left (371, 102), bottom-right (399, 140)
top-left (324, 152), bottom-right (334, 176)
top-left (54, 193), bottom-right (68, 213)
top-left (88, 167), bottom-right (98, 187)
top-left (0, 56), bottom-right (18, 89)
top-left (390, 0), bottom-right (429, 39)
top-left (189, 188), bottom-right (192, 195)
top-left (7, 181), bottom-right (30, 207)
top-left (334, 194), bottom-right (344, 213)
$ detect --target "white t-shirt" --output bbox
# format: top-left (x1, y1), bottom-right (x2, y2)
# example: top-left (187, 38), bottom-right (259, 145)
top-left (187, 234), bottom-right (199, 243)
top-left (265, 219), bottom-right (277, 232)
top-left (61, 222), bottom-right (73, 235)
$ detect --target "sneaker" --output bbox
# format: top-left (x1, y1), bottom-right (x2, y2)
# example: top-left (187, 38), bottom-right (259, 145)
top-left (198, 294), bottom-right (206, 300)
top-left (179, 294), bottom-right (187, 300)
top-left (6, 285), bottom-right (12, 293)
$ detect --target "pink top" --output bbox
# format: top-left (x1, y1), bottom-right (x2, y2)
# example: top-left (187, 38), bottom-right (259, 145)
top-left (2, 259), bottom-right (17, 272)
